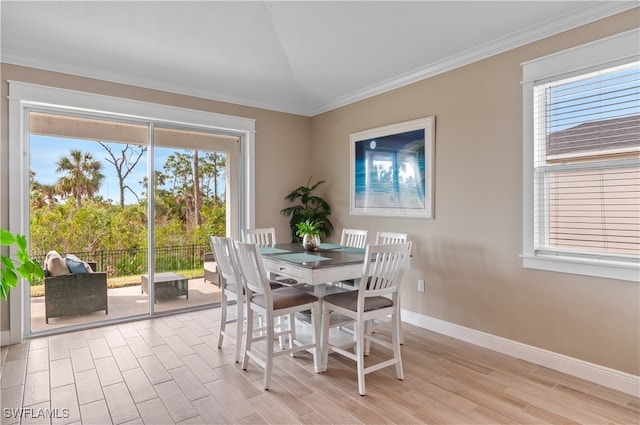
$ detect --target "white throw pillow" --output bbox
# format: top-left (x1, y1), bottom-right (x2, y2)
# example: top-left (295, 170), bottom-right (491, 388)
top-left (44, 250), bottom-right (70, 277)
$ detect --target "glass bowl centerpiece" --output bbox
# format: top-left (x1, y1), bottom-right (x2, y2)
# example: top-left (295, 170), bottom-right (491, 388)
top-left (296, 220), bottom-right (322, 252)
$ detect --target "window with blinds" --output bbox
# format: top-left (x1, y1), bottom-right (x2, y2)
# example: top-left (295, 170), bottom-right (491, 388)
top-left (532, 61), bottom-right (640, 260)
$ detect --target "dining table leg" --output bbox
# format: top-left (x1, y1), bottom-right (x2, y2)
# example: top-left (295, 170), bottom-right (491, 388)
top-left (311, 306), bottom-right (323, 373)
top-left (313, 283), bottom-right (328, 372)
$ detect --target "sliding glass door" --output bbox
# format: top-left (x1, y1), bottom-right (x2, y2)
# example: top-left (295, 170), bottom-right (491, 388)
top-left (27, 112), bottom-right (238, 332)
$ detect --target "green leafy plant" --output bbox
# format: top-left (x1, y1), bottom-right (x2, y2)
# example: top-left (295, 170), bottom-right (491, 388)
top-left (295, 219), bottom-right (323, 238)
top-left (281, 177), bottom-right (333, 242)
top-left (1, 229), bottom-right (44, 300)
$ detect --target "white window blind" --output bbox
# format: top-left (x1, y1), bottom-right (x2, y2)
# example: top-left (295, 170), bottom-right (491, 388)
top-left (532, 61), bottom-right (640, 261)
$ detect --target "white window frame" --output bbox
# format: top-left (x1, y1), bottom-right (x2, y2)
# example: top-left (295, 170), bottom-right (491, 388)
top-left (7, 81), bottom-right (256, 343)
top-left (521, 28), bottom-right (640, 283)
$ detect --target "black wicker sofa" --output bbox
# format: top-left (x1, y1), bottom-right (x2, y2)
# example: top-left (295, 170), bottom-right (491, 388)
top-left (44, 261), bottom-right (108, 323)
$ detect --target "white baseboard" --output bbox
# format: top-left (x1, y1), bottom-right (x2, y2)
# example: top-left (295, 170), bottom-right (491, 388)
top-left (402, 309), bottom-right (640, 397)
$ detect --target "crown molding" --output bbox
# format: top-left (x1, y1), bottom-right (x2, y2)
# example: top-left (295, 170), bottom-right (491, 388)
top-left (0, 48), bottom-right (307, 116)
top-left (1, 2), bottom-right (637, 117)
top-left (308, 1), bottom-right (639, 116)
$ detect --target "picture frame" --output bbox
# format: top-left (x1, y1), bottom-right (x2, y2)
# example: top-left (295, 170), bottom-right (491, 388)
top-left (350, 116), bottom-right (435, 218)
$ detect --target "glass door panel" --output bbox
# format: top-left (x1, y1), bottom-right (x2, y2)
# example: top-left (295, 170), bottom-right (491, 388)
top-left (29, 112), bottom-right (149, 331)
top-left (151, 126), bottom-right (236, 312)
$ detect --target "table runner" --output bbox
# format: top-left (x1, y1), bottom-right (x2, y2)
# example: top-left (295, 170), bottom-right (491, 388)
top-left (260, 247), bottom-right (291, 255)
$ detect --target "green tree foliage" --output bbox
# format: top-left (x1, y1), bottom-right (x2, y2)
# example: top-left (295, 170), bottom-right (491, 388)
top-left (30, 174), bottom-right (59, 210)
top-left (55, 149), bottom-right (105, 209)
top-left (30, 147), bottom-right (227, 276)
top-left (200, 152), bottom-right (226, 203)
top-left (193, 204), bottom-right (226, 245)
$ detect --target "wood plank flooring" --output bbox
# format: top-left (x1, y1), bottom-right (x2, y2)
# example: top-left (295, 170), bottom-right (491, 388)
top-left (1, 308), bottom-right (638, 424)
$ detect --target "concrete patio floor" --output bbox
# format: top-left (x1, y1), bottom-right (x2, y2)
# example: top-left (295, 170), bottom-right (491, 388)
top-left (29, 278), bottom-right (222, 332)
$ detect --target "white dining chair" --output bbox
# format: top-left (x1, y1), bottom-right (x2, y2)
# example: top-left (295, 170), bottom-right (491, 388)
top-left (241, 227), bottom-right (277, 247)
top-left (242, 227), bottom-right (297, 286)
top-left (335, 228), bottom-right (368, 290)
top-left (242, 227), bottom-right (298, 347)
top-left (375, 231), bottom-right (408, 245)
top-left (209, 236), bottom-right (245, 363)
top-left (233, 240), bottom-right (321, 390)
top-left (322, 241), bottom-right (412, 396)
top-left (340, 228), bottom-right (368, 249)
top-left (370, 231), bottom-right (409, 349)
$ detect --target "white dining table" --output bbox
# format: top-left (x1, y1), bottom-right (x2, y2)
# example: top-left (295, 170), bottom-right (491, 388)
top-left (260, 243), bottom-right (366, 371)
top-left (260, 243), bottom-right (365, 295)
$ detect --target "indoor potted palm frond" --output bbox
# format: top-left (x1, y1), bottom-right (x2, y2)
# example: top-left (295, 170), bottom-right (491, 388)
top-left (281, 177), bottom-right (333, 242)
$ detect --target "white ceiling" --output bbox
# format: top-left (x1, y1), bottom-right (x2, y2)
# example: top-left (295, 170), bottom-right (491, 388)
top-left (1, 1), bottom-right (636, 116)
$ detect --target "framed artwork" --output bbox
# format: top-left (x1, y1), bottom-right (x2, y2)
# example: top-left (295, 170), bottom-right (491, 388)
top-left (350, 116), bottom-right (435, 218)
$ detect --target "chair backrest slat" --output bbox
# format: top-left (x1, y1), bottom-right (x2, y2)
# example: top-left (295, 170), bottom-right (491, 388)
top-left (209, 236), bottom-right (240, 290)
top-left (233, 240), bottom-right (271, 298)
top-left (340, 228), bottom-right (368, 248)
top-left (360, 242), bottom-right (412, 296)
top-left (242, 227), bottom-right (277, 247)
top-left (375, 231), bottom-right (408, 245)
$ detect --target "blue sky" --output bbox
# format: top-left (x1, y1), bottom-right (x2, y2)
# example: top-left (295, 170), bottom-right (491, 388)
top-left (547, 63), bottom-right (639, 132)
top-left (31, 136), bottom-right (167, 205)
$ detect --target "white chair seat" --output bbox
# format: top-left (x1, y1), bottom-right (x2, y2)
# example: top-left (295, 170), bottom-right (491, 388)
top-left (323, 290), bottom-right (393, 312)
top-left (251, 286), bottom-right (318, 310)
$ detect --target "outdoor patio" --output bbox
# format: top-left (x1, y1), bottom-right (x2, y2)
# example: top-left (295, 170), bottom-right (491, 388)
top-left (30, 278), bottom-right (222, 332)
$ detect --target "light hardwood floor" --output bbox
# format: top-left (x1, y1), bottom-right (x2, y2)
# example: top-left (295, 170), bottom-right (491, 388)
top-left (1, 308), bottom-right (638, 424)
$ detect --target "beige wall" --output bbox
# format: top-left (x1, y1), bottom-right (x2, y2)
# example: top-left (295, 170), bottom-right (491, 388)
top-left (310, 9), bottom-right (639, 375)
top-left (1, 8), bottom-right (638, 376)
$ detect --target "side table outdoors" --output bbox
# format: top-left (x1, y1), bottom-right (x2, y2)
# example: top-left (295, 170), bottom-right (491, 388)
top-left (141, 272), bottom-right (189, 302)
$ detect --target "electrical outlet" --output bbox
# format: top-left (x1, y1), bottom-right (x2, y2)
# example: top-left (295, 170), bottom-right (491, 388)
top-left (418, 279), bottom-right (425, 292)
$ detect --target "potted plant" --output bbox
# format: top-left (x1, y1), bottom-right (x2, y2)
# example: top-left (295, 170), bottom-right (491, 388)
top-left (296, 220), bottom-right (323, 252)
top-left (281, 177), bottom-right (333, 242)
top-left (1, 229), bottom-right (44, 300)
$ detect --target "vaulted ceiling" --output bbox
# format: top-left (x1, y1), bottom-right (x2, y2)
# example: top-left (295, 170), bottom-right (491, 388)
top-left (1, 1), bottom-right (636, 116)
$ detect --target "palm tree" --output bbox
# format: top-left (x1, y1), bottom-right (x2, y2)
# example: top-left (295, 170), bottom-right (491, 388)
top-left (55, 149), bottom-right (105, 209)
top-left (31, 182), bottom-right (59, 209)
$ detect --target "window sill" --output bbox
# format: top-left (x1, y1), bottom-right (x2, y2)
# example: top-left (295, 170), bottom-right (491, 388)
top-left (522, 254), bottom-right (639, 283)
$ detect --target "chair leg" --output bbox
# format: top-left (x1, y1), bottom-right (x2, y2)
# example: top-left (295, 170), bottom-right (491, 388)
top-left (217, 292), bottom-right (227, 348)
top-left (276, 315), bottom-right (295, 350)
top-left (364, 314), bottom-right (403, 355)
top-left (234, 297), bottom-right (243, 363)
top-left (356, 319), bottom-right (366, 396)
top-left (398, 308), bottom-right (404, 345)
top-left (242, 308), bottom-right (253, 371)
top-left (277, 316), bottom-right (286, 349)
top-left (264, 313), bottom-right (275, 390)
top-left (392, 312), bottom-right (404, 381)
top-left (364, 319), bottom-right (372, 356)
